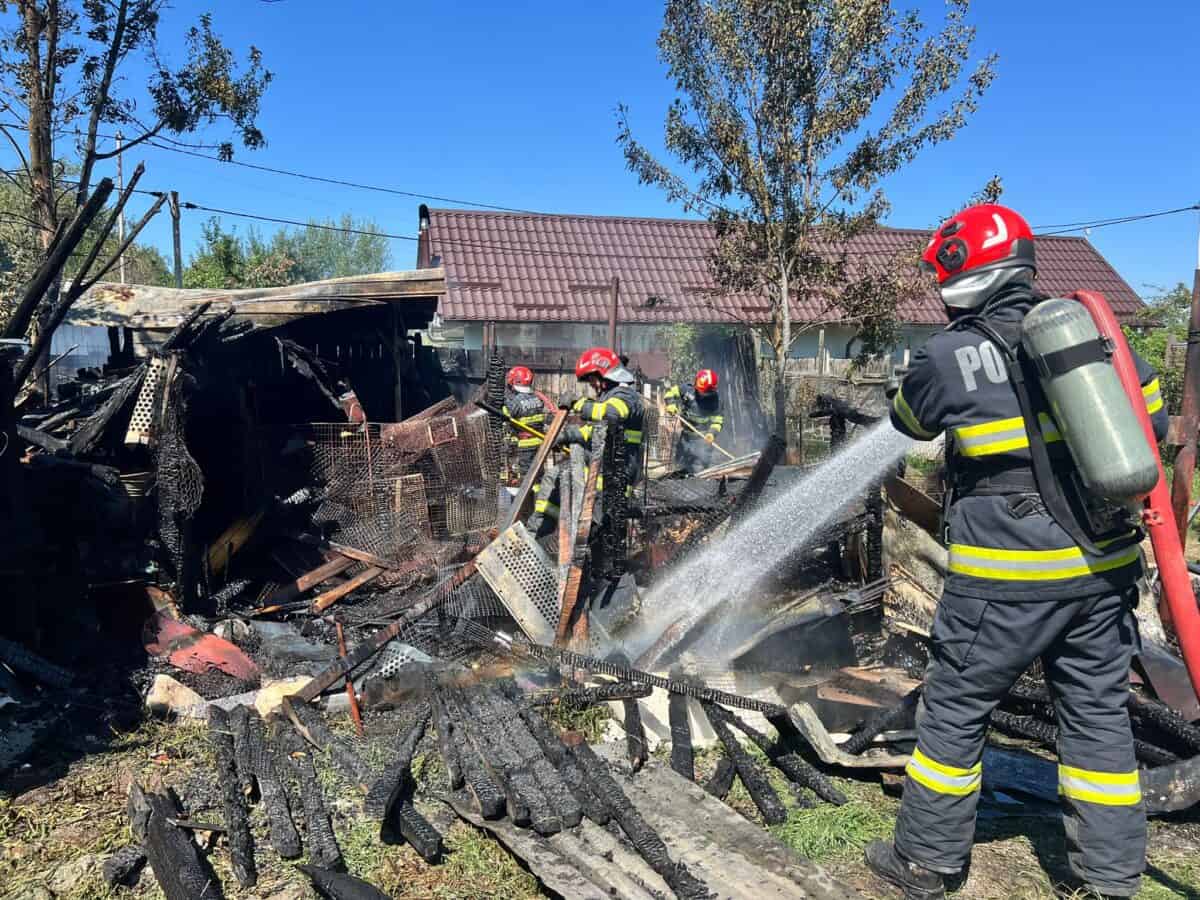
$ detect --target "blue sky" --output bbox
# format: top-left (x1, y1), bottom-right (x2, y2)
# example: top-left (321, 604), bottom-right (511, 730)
top-left (38, 0), bottom-right (1200, 295)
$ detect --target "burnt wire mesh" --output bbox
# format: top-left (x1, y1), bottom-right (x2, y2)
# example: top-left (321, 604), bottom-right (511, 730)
top-left (155, 358), bottom-right (204, 598)
top-left (304, 410), bottom-right (499, 567)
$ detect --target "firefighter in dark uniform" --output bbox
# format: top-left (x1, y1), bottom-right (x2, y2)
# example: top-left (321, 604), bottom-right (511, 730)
top-left (866, 204), bottom-right (1168, 899)
top-left (555, 347), bottom-right (646, 492)
top-left (664, 368), bottom-right (724, 473)
top-left (502, 365), bottom-right (551, 483)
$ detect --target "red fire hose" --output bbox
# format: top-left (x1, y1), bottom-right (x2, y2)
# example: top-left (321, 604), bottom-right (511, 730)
top-left (1073, 290), bottom-right (1200, 697)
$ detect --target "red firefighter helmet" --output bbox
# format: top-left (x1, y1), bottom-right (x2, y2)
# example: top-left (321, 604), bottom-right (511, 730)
top-left (920, 203), bottom-right (1037, 310)
top-left (694, 369), bottom-right (718, 394)
top-left (506, 365), bottom-right (534, 391)
top-left (575, 347), bottom-right (635, 384)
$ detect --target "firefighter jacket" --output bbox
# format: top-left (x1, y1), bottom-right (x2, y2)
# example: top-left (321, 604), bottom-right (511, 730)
top-left (563, 383), bottom-right (645, 486)
top-left (890, 290), bottom-right (1168, 601)
top-left (664, 386), bottom-right (724, 440)
top-left (502, 388), bottom-right (550, 450)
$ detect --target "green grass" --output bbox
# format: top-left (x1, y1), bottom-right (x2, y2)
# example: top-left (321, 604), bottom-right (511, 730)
top-left (544, 702), bottom-right (610, 744)
top-left (770, 792), bottom-right (895, 862)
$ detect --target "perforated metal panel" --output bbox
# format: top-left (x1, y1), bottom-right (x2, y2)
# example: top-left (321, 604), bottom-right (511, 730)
top-left (474, 522), bottom-right (560, 644)
top-left (125, 357), bottom-right (164, 446)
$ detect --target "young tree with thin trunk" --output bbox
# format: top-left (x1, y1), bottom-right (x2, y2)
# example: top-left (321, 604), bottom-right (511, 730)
top-left (0, 1), bottom-right (271, 342)
top-left (618, 0), bottom-right (997, 443)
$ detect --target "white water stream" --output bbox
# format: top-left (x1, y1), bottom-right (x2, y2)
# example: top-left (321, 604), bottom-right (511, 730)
top-left (625, 421), bottom-right (914, 668)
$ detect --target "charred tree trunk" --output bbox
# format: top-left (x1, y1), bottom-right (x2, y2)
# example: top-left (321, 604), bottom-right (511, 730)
top-left (207, 707), bottom-right (256, 887)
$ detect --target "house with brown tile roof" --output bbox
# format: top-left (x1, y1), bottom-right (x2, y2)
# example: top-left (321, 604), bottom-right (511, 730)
top-left (416, 205), bottom-right (1143, 379)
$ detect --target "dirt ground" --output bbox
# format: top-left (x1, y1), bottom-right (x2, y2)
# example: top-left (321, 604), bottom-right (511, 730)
top-left (2, 712), bottom-right (1198, 900)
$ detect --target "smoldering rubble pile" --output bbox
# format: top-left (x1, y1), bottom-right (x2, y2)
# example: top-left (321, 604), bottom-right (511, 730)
top-left (5, 299), bottom-right (1200, 899)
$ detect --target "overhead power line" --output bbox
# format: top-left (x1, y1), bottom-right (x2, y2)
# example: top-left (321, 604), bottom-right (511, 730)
top-left (1034, 204), bottom-right (1200, 236)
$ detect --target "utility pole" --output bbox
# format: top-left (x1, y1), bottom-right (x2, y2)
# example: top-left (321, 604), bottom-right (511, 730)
top-left (169, 191), bottom-right (183, 288)
top-left (607, 275), bottom-right (620, 351)
top-left (1170, 222), bottom-right (1200, 544)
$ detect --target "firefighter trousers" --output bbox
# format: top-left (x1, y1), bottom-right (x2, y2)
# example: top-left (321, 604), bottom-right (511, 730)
top-left (893, 586), bottom-right (1145, 896)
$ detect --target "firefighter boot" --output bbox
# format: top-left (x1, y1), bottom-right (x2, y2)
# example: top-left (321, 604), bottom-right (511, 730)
top-left (865, 840), bottom-right (946, 900)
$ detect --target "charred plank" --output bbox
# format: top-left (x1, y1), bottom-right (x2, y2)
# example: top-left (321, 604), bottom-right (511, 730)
top-left (207, 707), bottom-right (256, 887)
top-left (288, 743), bottom-right (343, 871)
top-left (707, 703), bottom-right (846, 806)
top-left (228, 704), bottom-right (256, 797)
top-left (668, 692), bottom-right (695, 782)
top-left (297, 863), bottom-right (391, 900)
top-left (623, 697), bottom-right (649, 773)
top-left (439, 688), bottom-right (507, 820)
top-left (131, 784), bottom-right (223, 899)
top-left (529, 682), bottom-right (654, 708)
top-left (507, 689), bottom-right (609, 826)
top-left (364, 704), bottom-right (430, 820)
top-left (699, 701), bottom-right (786, 825)
top-left (840, 686), bottom-right (921, 756)
top-left (990, 709), bottom-right (1179, 767)
top-left (285, 699), bottom-right (373, 789)
top-left (388, 800), bottom-right (443, 862)
top-left (1128, 691), bottom-right (1200, 754)
top-left (246, 711), bottom-right (302, 859)
top-left (704, 757), bottom-right (736, 800)
top-left (569, 740), bottom-right (713, 900)
top-left (485, 685), bottom-right (582, 830)
top-left (430, 690), bottom-right (464, 790)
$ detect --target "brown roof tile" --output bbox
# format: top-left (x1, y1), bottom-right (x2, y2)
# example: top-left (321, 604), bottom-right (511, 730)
top-left (423, 208), bottom-right (1143, 326)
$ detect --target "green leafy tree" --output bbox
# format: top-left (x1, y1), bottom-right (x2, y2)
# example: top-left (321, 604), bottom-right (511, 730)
top-left (618, 0), bottom-right (997, 441)
top-left (1124, 282), bottom-right (1193, 416)
top-left (0, 1), bottom-right (271, 339)
top-left (183, 216), bottom-right (391, 290)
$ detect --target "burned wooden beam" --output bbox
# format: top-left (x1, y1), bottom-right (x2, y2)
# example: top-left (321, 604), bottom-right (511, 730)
top-left (528, 682), bottom-right (653, 708)
top-left (430, 690), bottom-right (464, 791)
top-left (505, 687), bottom-right (609, 826)
top-left (623, 697), bottom-right (649, 773)
top-left (459, 686), bottom-right (559, 834)
top-left (669, 692), bottom-right (695, 782)
top-left (485, 686), bottom-right (582, 830)
top-left (568, 740), bottom-right (713, 900)
top-left (128, 783), bottom-right (223, 899)
top-left (207, 708), bottom-right (256, 887)
top-left (704, 757), bottom-right (736, 800)
top-left (699, 702), bottom-right (786, 825)
top-left (228, 705), bottom-right (257, 797)
top-left (102, 845), bottom-right (147, 888)
top-left (388, 800), bottom-right (443, 862)
top-left (839, 686), bottom-right (921, 756)
top-left (364, 705), bottom-right (431, 820)
top-left (0, 636), bottom-right (74, 689)
top-left (245, 711), bottom-right (302, 859)
top-left (990, 709), bottom-right (1179, 768)
top-left (1128, 690), bottom-right (1200, 754)
top-left (439, 688), bottom-right (507, 820)
top-left (288, 743), bottom-right (343, 871)
top-left (284, 699), bottom-right (373, 790)
top-left (708, 702), bottom-right (846, 806)
top-left (297, 864), bottom-right (390, 900)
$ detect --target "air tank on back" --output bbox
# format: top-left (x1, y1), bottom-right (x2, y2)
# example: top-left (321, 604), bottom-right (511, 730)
top-left (1021, 298), bottom-right (1159, 500)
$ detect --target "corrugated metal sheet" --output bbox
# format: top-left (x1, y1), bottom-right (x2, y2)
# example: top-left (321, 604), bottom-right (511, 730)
top-left (425, 209), bottom-right (1143, 325)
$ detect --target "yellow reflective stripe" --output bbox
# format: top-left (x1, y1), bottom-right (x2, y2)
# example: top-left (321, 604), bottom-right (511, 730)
top-left (625, 430), bottom-right (643, 444)
top-left (579, 424), bottom-right (593, 441)
top-left (709, 423), bottom-right (723, 433)
top-left (607, 397), bottom-right (631, 418)
top-left (1142, 379), bottom-right (1164, 414)
top-left (948, 533), bottom-right (1141, 581)
top-left (596, 475), bottom-right (604, 491)
top-left (572, 397), bottom-right (587, 413)
top-left (590, 401), bottom-right (606, 421)
top-left (1058, 765), bottom-right (1141, 806)
top-left (893, 387), bottom-right (937, 439)
top-left (905, 748), bottom-right (981, 796)
top-left (664, 386), bottom-right (681, 400)
top-left (665, 404), bottom-right (679, 414)
top-left (534, 499), bottom-right (559, 516)
top-left (953, 413), bottom-right (1062, 457)
top-left (516, 437), bottom-right (542, 448)
top-left (532, 483), bottom-right (540, 494)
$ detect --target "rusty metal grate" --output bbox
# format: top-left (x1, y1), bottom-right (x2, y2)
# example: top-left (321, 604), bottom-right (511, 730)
top-left (474, 522), bottom-right (560, 644)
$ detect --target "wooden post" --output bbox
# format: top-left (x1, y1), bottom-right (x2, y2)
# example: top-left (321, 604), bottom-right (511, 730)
top-left (816, 328), bottom-right (826, 375)
top-left (1171, 252), bottom-right (1200, 546)
top-left (392, 306), bottom-right (406, 421)
top-left (169, 191), bottom-right (183, 288)
top-left (607, 275), bottom-right (620, 351)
